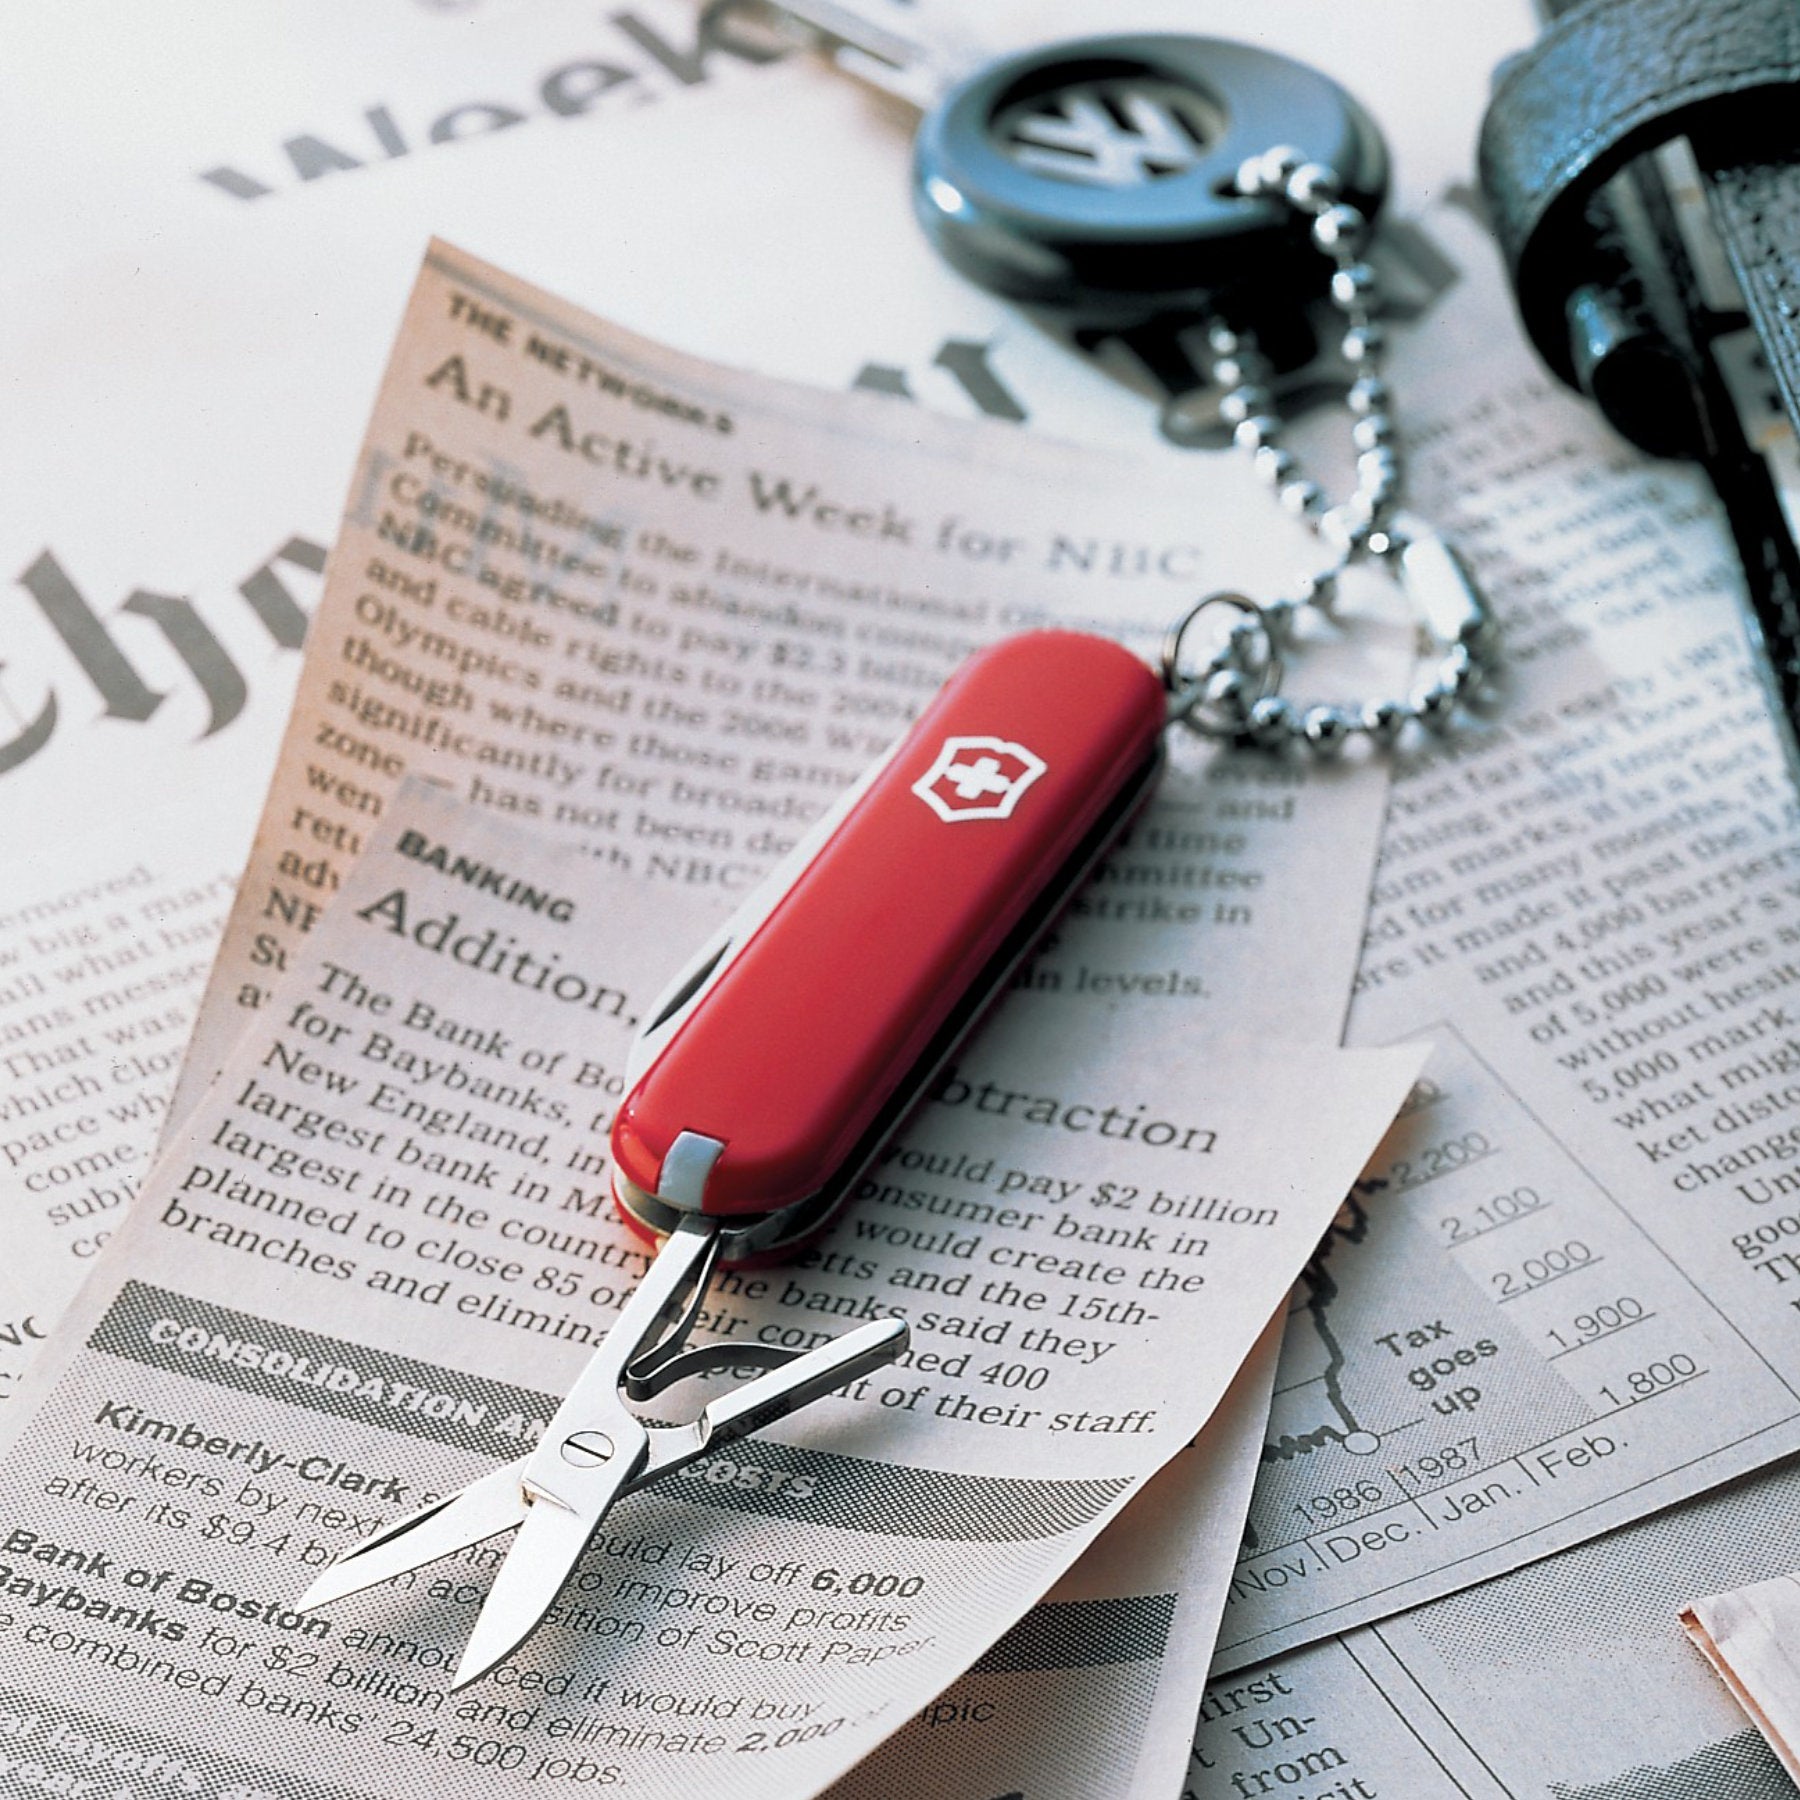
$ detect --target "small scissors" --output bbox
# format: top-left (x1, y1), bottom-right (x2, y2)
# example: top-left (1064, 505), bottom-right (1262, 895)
top-left (299, 631), bottom-right (1170, 1684)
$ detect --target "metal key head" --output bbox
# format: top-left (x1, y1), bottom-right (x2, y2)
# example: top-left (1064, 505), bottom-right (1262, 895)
top-left (701, 0), bottom-right (979, 112)
top-left (912, 35), bottom-right (1389, 334)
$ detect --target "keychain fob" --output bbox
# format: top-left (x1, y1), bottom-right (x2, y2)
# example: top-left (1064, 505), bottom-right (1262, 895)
top-left (611, 631), bottom-right (1167, 1262)
top-left (912, 34), bottom-right (1388, 344)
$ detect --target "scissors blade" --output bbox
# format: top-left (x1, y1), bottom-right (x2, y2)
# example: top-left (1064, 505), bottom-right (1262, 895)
top-left (443, 1218), bottom-right (711, 1685)
top-left (297, 1461), bottom-right (530, 1610)
top-left (452, 1465), bottom-right (634, 1689)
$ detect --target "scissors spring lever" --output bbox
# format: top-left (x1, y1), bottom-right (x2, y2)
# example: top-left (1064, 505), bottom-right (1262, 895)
top-left (298, 1215), bottom-right (907, 1686)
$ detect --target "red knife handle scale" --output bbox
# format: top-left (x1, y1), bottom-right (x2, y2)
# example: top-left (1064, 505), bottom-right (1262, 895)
top-left (610, 630), bottom-right (1165, 1229)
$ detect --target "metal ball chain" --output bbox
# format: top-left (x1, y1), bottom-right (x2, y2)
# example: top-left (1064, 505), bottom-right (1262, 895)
top-left (1161, 146), bottom-right (1497, 754)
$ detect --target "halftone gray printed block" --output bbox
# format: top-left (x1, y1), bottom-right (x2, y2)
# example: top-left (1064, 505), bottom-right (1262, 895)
top-left (87, 1282), bottom-right (1129, 1542)
top-left (89, 1280), bottom-right (549, 1459)
top-left (968, 1593), bottom-right (1176, 1674)
top-left (0, 1684), bottom-right (378, 1800)
top-left (664, 1441), bottom-right (1130, 1541)
top-left (829, 1654), bottom-right (1166, 1799)
top-left (1550, 1730), bottom-right (1792, 1799)
top-left (1407, 1465), bottom-right (1800, 1672)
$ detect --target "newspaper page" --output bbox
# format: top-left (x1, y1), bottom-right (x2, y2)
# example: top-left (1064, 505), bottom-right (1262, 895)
top-left (18, 0), bottom-right (1800, 1674)
top-left (1, 0), bottom-right (791, 852)
top-left (1187, 1446), bottom-right (1800, 1800)
top-left (1, 200), bottom-right (1408, 1334)
top-left (0, 12), bottom-right (786, 1386)
top-left (0, 1274), bottom-right (43, 1408)
top-left (1178, 195), bottom-right (1800, 1793)
top-left (1682, 1578), bottom-right (1800, 1785)
top-left (0, 0), bottom-right (787, 287)
top-left (833, 1323), bottom-right (1282, 1800)
top-left (1190, 1635), bottom-right (1505, 1799)
top-left (0, 803), bottom-right (244, 1390)
top-left (0, 779), bottom-right (1421, 1800)
top-left (1171, 211), bottom-right (1800, 1799)
top-left (0, 0), bottom-right (1523, 275)
top-left (3, 102), bottom-right (1404, 1785)
top-left (18, 28), bottom-right (1800, 1678)
top-left (0, 0), bottom-right (1517, 1358)
top-left (1188, 1453), bottom-right (1800, 1797)
top-left (1207, 192), bottom-right (1800, 1669)
top-left (6, 226), bottom-right (1421, 1798)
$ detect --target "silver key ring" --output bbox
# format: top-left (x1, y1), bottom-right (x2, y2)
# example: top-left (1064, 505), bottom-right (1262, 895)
top-left (1161, 593), bottom-right (1284, 739)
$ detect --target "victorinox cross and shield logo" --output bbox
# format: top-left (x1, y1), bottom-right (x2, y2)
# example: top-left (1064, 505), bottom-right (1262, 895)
top-left (911, 736), bottom-right (1047, 823)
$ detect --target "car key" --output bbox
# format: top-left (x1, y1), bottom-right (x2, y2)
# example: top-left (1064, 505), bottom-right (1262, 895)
top-left (705, 1), bottom-right (1499, 753)
top-left (706, 0), bottom-right (1388, 351)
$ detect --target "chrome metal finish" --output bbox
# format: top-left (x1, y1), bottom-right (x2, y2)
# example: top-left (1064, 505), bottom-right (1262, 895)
top-left (1162, 593), bottom-right (1282, 733)
top-left (559, 1431), bottom-right (616, 1468)
top-left (298, 1212), bottom-right (908, 1685)
top-left (994, 78), bottom-right (1223, 188)
top-left (699, 0), bottom-right (956, 110)
top-left (1157, 148), bottom-right (1496, 750)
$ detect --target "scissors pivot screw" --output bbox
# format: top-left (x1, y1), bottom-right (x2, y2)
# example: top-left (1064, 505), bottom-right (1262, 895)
top-left (561, 1431), bottom-right (617, 1468)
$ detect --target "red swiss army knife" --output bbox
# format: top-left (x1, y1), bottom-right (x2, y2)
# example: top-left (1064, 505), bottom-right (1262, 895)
top-left (300, 631), bottom-right (1170, 1683)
